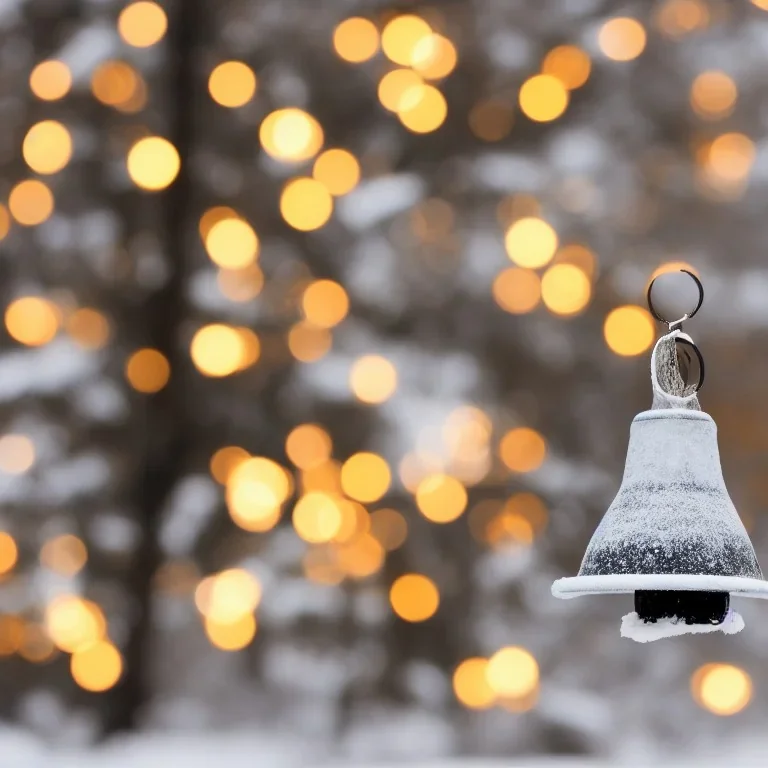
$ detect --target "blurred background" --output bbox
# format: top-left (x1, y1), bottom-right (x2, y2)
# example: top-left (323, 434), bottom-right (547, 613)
top-left (2, 0), bottom-right (768, 765)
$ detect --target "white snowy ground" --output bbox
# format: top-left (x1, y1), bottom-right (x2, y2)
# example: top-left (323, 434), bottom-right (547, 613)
top-left (1, 730), bottom-right (767, 768)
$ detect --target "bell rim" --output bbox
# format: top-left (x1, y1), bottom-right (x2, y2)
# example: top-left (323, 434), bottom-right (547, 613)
top-left (633, 408), bottom-right (712, 423)
top-left (552, 574), bottom-right (768, 600)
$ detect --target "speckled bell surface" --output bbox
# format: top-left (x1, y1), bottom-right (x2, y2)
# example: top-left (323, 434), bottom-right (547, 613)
top-left (552, 270), bottom-right (768, 642)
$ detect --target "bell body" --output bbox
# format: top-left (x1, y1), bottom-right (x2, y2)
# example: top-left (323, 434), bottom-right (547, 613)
top-left (582, 409), bottom-right (760, 579)
top-left (553, 408), bottom-right (768, 600)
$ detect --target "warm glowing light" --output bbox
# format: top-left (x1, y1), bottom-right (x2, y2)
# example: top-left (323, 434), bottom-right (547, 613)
top-left (369, 508), bottom-right (408, 551)
top-left (5, 296), bottom-right (59, 345)
top-left (40, 534), bottom-right (87, 576)
top-left (0, 435), bottom-right (35, 476)
top-left (118, 1), bottom-right (168, 48)
top-left (226, 457), bottom-right (290, 532)
top-left (30, 60), bottom-right (71, 101)
top-left (218, 265), bottom-right (264, 303)
top-left (411, 198), bottom-right (454, 242)
top-left (205, 613), bottom-right (257, 651)
top-left (486, 646), bottom-right (539, 698)
top-left (71, 640), bottom-right (123, 692)
top-left (9, 180), bottom-right (54, 226)
top-left (398, 85), bottom-right (447, 133)
top-left (0, 615), bottom-right (24, 656)
top-left (336, 533), bottom-right (385, 579)
top-left (554, 244), bottom-right (598, 278)
top-left (195, 568), bottom-right (262, 624)
top-left (198, 206), bottom-right (240, 240)
top-left (236, 327), bottom-right (260, 370)
top-left (303, 548), bottom-right (344, 585)
top-left (541, 264), bottom-right (591, 316)
top-left (45, 595), bottom-right (105, 653)
top-left (155, 560), bottom-right (202, 597)
top-left (227, 496), bottom-right (281, 533)
top-left (127, 137), bottom-right (180, 191)
top-left (116, 77), bottom-right (147, 114)
top-left (301, 280), bottom-right (349, 329)
top-left (341, 452), bottom-right (390, 503)
top-left (604, 305), bottom-right (655, 357)
top-left (468, 100), bottom-right (513, 142)
top-left (504, 217), bottom-right (558, 268)
top-left (301, 459), bottom-right (342, 495)
top-left (519, 74), bottom-right (568, 122)
top-left (0, 532), bottom-right (18, 575)
top-left (0, 205), bottom-right (9, 242)
top-left (398, 453), bottom-right (441, 493)
top-left (705, 133), bottom-right (755, 183)
top-left (506, 492), bottom-right (548, 534)
top-left (210, 446), bottom-right (250, 485)
top-left (753, 0), bottom-right (768, 9)
top-left (333, 17), bottom-right (379, 63)
top-left (499, 427), bottom-right (547, 473)
top-left (542, 45), bottom-right (591, 90)
top-left (486, 510), bottom-right (534, 549)
top-left (67, 308), bottom-right (110, 349)
top-left (411, 34), bottom-right (458, 80)
top-left (91, 61), bottom-right (144, 110)
top-left (599, 18), bottom-right (647, 61)
top-left (208, 61), bottom-right (257, 108)
top-left (286, 424), bottom-right (332, 470)
top-left (649, 261), bottom-right (698, 281)
top-left (692, 663), bottom-right (752, 716)
top-left (288, 321), bottom-right (332, 362)
top-left (190, 324), bottom-right (246, 377)
top-left (125, 348), bottom-right (170, 393)
top-left (656, 0), bottom-right (710, 37)
top-left (312, 149), bottom-right (361, 196)
top-left (415, 473), bottom-right (467, 523)
top-left (492, 268), bottom-right (541, 314)
top-left (389, 574), bottom-right (439, 622)
top-left (453, 658), bottom-right (495, 710)
top-left (293, 492), bottom-right (343, 543)
top-left (333, 499), bottom-right (370, 544)
top-left (378, 69), bottom-right (424, 112)
top-left (280, 178), bottom-right (333, 231)
top-left (690, 71), bottom-right (737, 120)
top-left (19, 624), bottom-right (56, 664)
top-left (23, 120), bottom-right (72, 175)
top-left (381, 15), bottom-right (432, 66)
top-left (443, 406), bottom-right (493, 487)
top-left (349, 355), bottom-right (397, 404)
top-left (260, 108), bottom-right (324, 163)
top-left (205, 218), bottom-right (259, 269)
top-left (497, 194), bottom-right (541, 227)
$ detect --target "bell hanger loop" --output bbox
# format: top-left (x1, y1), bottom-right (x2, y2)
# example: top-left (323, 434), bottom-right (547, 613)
top-left (646, 268), bottom-right (704, 333)
top-left (646, 268), bottom-right (706, 392)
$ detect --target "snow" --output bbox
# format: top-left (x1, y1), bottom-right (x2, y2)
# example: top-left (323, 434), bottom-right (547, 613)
top-left (336, 175), bottom-right (424, 231)
top-left (0, 342), bottom-right (97, 402)
top-left (620, 609), bottom-right (744, 643)
top-left (552, 573), bottom-right (768, 599)
top-left (471, 153), bottom-right (545, 193)
top-left (58, 24), bottom-right (118, 83)
top-left (0, 727), bottom-right (765, 768)
top-left (159, 475), bottom-right (220, 557)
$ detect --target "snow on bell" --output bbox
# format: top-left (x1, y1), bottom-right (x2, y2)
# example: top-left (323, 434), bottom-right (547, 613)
top-left (552, 270), bottom-right (768, 642)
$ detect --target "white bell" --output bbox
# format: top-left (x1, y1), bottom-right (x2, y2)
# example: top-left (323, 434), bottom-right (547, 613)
top-left (552, 331), bottom-right (768, 641)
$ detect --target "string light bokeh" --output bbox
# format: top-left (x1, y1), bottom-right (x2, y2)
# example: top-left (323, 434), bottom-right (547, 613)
top-left (0, 0), bottom-right (767, 760)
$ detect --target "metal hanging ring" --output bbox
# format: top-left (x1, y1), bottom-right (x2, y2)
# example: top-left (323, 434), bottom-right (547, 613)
top-left (646, 268), bottom-right (704, 329)
top-left (674, 336), bottom-right (706, 392)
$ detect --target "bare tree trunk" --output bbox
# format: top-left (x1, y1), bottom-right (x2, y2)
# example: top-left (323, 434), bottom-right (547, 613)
top-left (101, 0), bottom-right (201, 736)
